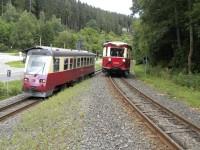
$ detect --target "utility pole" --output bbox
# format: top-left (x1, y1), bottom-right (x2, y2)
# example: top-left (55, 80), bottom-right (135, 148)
top-left (39, 36), bottom-right (42, 46)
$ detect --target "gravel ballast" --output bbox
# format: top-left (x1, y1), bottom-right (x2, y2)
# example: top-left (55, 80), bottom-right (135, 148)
top-left (126, 77), bottom-right (200, 127)
top-left (0, 74), bottom-right (169, 149)
top-left (78, 74), bottom-right (167, 149)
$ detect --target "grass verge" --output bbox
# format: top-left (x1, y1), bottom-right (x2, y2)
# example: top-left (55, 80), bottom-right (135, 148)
top-left (95, 59), bottom-right (102, 70)
top-left (0, 80), bottom-right (22, 100)
top-left (6, 60), bottom-right (25, 68)
top-left (0, 79), bottom-right (90, 149)
top-left (134, 65), bottom-right (200, 108)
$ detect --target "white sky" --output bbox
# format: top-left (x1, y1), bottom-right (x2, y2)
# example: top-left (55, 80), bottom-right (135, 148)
top-left (79, 0), bottom-right (132, 16)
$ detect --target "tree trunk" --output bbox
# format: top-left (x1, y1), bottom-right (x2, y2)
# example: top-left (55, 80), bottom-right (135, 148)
top-left (187, 0), bottom-right (194, 74)
top-left (174, 4), bottom-right (181, 50)
top-left (188, 24), bottom-right (193, 74)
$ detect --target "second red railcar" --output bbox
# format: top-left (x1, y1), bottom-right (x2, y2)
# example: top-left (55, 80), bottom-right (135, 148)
top-left (102, 41), bottom-right (132, 76)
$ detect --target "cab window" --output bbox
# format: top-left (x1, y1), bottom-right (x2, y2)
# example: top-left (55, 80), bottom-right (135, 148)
top-left (110, 48), bottom-right (124, 57)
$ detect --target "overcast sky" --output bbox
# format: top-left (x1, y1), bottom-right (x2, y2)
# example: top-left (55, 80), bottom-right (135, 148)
top-left (79, 0), bottom-right (132, 16)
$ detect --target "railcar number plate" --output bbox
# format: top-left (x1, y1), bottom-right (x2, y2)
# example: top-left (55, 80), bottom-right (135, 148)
top-left (113, 62), bottom-right (119, 64)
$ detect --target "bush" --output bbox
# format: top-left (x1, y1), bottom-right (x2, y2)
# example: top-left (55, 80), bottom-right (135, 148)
top-left (172, 73), bottom-right (200, 90)
top-left (0, 43), bottom-right (9, 52)
top-left (145, 65), bottom-right (200, 90)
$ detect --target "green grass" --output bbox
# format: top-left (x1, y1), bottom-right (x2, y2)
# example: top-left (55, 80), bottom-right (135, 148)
top-left (95, 63), bottom-right (101, 70)
top-left (95, 59), bottom-right (102, 70)
top-left (0, 80), bottom-right (22, 100)
top-left (134, 65), bottom-right (200, 108)
top-left (6, 60), bottom-right (25, 68)
top-left (0, 79), bottom-right (90, 149)
top-left (3, 49), bottom-right (20, 54)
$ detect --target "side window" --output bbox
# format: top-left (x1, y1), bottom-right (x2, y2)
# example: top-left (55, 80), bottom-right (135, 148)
top-left (89, 57), bottom-right (92, 65)
top-left (74, 58), bottom-right (77, 68)
top-left (77, 58), bottom-right (80, 67)
top-left (87, 57), bottom-right (90, 66)
top-left (92, 57), bottom-right (94, 64)
top-left (84, 57), bottom-right (87, 66)
top-left (81, 58), bottom-right (84, 67)
top-left (54, 58), bottom-right (60, 72)
top-left (70, 58), bottom-right (73, 69)
top-left (64, 58), bottom-right (68, 70)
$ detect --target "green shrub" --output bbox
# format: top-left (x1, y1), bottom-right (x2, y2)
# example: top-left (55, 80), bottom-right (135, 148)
top-left (0, 43), bottom-right (9, 51)
top-left (137, 65), bottom-right (200, 90)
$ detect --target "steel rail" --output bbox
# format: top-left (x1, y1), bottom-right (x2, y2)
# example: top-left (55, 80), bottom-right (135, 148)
top-left (0, 69), bottom-right (102, 122)
top-left (108, 77), bottom-right (183, 150)
top-left (94, 69), bottom-right (102, 75)
top-left (0, 94), bottom-right (31, 112)
top-left (0, 99), bottom-right (40, 122)
top-left (121, 78), bottom-right (200, 134)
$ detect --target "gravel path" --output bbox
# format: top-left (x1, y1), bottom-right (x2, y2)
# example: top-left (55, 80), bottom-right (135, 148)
top-left (126, 76), bottom-right (200, 127)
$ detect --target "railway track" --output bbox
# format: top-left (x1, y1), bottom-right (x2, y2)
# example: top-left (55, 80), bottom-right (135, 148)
top-left (0, 70), bottom-right (102, 122)
top-left (108, 77), bottom-right (200, 150)
top-left (0, 94), bottom-right (40, 122)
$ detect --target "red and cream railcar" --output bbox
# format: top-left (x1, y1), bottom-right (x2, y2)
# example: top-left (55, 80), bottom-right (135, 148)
top-left (23, 46), bottom-right (96, 97)
top-left (102, 41), bottom-right (132, 76)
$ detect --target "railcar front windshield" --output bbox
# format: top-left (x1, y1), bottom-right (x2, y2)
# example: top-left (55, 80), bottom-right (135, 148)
top-left (25, 55), bottom-right (50, 75)
top-left (110, 48), bottom-right (124, 57)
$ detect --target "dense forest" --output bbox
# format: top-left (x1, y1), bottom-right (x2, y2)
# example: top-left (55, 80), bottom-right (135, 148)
top-left (132, 0), bottom-right (200, 73)
top-left (0, 0), bottom-right (132, 53)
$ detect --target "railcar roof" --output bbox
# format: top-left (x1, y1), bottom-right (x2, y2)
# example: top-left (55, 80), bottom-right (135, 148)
top-left (25, 46), bottom-right (96, 57)
top-left (103, 41), bottom-right (132, 49)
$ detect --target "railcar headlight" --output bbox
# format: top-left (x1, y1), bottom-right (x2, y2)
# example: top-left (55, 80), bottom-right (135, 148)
top-left (39, 79), bottom-right (46, 83)
top-left (122, 59), bottom-right (126, 62)
top-left (108, 58), bottom-right (111, 62)
top-left (24, 78), bottom-right (29, 82)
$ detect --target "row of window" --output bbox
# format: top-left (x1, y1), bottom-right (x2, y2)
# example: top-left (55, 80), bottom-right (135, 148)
top-left (54, 57), bottom-right (95, 72)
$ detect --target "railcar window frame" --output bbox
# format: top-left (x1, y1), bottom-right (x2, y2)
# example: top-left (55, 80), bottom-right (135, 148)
top-left (64, 58), bottom-right (69, 70)
top-left (74, 57), bottom-right (77, 69)
top-left (53, 57), bottom-right (60, 72)
top-left (84, 57), bottom-right (87, 66)
top-left (87, 57), bottom-right (90, 66)
top-left (81, 57), bottom-right (84, 67)
top-left (77, 58), bottom-right (81, 68)
top-left (89, 57), bottom-right (92, 65)
top-left (69, 58), bottom-right (73, 69)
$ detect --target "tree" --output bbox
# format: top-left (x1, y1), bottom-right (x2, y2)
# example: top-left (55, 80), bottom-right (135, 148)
top-left (3, 3), bottom-right (19, 22)
top-left (10, 11), bottom-right (38, 48)
top-left (131, 0), bottom-right (200, 72)
top-left (54, 30), bottom-right (77, 49)
top-left (0, 17), bottom-right (11, 50)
